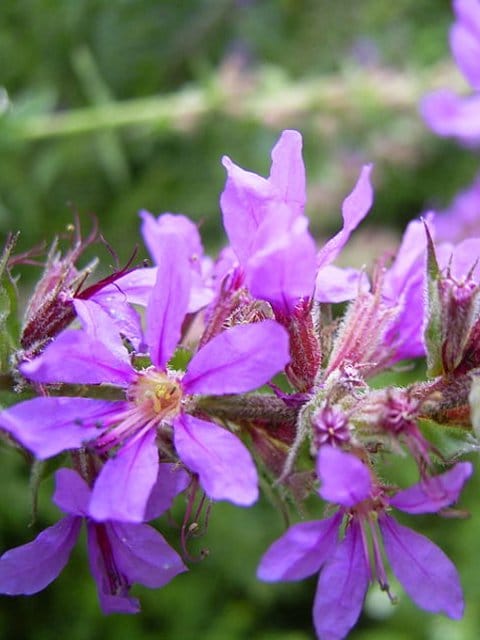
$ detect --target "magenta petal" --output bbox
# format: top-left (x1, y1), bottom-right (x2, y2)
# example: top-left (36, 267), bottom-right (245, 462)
top-left (144, 463), bottom-right (190, 521)
top-left (89, 429), bottom-right (159, 523)
top-left (246, 225), bottom-right (317, 314)
top-left (88, 289), bottom-right (145, 350)
top-left (380, 515), bottom-right (464, 619)
top-left (73, 299), bottom-right (133, 364)
top-left (420, 90), bottom-right (480, 144)
top-left (174, 414), bottom-right (258, 506)
top-left (53, 468), bottom-right (91, 516)
top-left (268, 129), bottom-right (306, 217)
top-left (390, 462), bottom-right (473, 514)
top-left (315, 265), bottom-right (370, 303)
top-left (0, 516), bottom-right (81, 595)
top-left (317, 164), bottom-right (374, 268)
top-left (108, 521), bottom-right (187, 588)
top-left (313, 520), bottom-right (369, 640)
top-left (444, 237), bottom-right (480, 280)
top-left (220, 156), bottom-right (274, 264)
top-left (86, 522), bottom-right (140, 614)
top-left (257, 514), bottom-right (341, 582)
top-left (145, 237), bottom-right (191, 369)
top-left (140, 210), bottom-right (204, 267)
top-left (382, 218), bottom-right (427, 299)
top-left (450, 0), bottom-right (480, 89)
top-left (95, 267), bottom-right (157, 307)
top-left (183, 320), bottom-right (290, 395)
top-left (20, 328), bottom-right (135, 386)
top-left (317, 446), bottom-right (372, 507)
top-left (0, 397), bottom-right (125, 459)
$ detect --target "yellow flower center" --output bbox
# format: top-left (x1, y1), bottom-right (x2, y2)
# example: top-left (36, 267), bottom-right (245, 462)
top-left (130, 369), bottom-right (182, 420)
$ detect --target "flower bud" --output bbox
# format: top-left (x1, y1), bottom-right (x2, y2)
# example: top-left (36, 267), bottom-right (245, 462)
top-left (312, 403), bottom-right (351, 449)
top-left (20, 236), bottom-right (97, 355)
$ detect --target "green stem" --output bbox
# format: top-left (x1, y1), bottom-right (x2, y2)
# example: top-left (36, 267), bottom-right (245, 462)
top-left (8, 61), bottom-right (463, 141)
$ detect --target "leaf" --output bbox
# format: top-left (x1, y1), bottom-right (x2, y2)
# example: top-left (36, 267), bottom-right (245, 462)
top-left (418, 418), bottom-right (478, 462)
top-left (0, 234), bottom-right (20, 374)
top-left (423, 224), bottom-right (443, 378)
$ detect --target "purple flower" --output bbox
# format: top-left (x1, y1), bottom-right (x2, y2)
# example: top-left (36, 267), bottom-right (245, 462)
top-left (314, 163), bottom-right (373, 303)
top-left (1, 236), bottom-right (290, 521)
top-left (432, 171), bottom-right (480, 243)
top-left (0, 468), bottom-right (186, 614)
top-left (258, 446), bottom-right (471, 640)
top-left (323, 217), bottom-right (430, 379)
top-left (421, 0), bottom-right (480, 145)
top-left (220, 130), bottom-right (373, 314)
top-left (91, 211), bottom-right (215, 348)
top-left (380, 217), bottom-right (430, 362)
top-left (220, 130), bottom-right (317, 315)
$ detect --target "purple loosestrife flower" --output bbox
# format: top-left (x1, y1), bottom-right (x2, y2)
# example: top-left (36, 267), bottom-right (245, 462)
top-left (219, 130), bottom-right (373, 392)
top-left (91, 212), bottom-right (214, 348)
top-left (220, 130), bottom-right (373, 314)
top-left (314, 164), bottom-right (373, 304)
top-left (220, 129), bottom-right (316, 315)
top-left (0, 237), bottom-right (290, 522)
top-left (0, 468), bottom-right (187, 613)
top-left (380, 217), bottom-right (430, 363)
top-left (258, 446), bottom-right (471, 640)
top-left (421, 0), bottom-right (480, 145)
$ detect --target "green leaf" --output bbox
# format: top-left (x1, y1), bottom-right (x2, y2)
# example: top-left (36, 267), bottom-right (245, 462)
top-left (423, 224), bottom-right (443, 377)
top-left (418, 417), bottom-right (477, 462)
top-left (0, 234), bottom-right (20, 373)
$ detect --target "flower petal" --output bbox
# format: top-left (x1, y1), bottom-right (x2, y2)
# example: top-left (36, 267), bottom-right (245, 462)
top-left (317, 164), bottom-right (374, 268)
top-left (144, 463), bottom-right (190, 521)
top-left (95, 267), bottom-right (157, 307)
top-left (380, 514), bottom-right (464, 619)
top-left (315, 264), bottom-right (370, 303)
top-left (86, 522), bottom-right (140, 614)
top-left (390, 462), bottom-right (473, 514)
top-left (174, 413), bottom-right (258, 506)
top-left (140, 210), bottom-right (204, 267)
top-left (220, 156), bottom-right (274, 264)
top-left (53, 468), bottom-right (91, 516)
top-left (317, 446), bottom-right (372, 507)
top-left (257, 514), bottom-right (341, 582)
top-left (183, 320), bottom-right (290, 395)
top-left (89, 429), bottom-right (159, 523)
top-left (313, 520), bottom-right (369, 640)
top-left (451, 0), bottom-right (480, 90)
top-left (73, 299), bottom-right (133, 363)
top-left (0, 397), bottom-right (125, 459)
top-left (20, 328), bottom-right (135, 386)
top-left (145, 236), bottom-right (191, 369)
top-left (0, 516), bottom-right (80, 595)
top-left (246, 222), bottom-right (317, 314)
top-left (268, 129), bottom-right (306, 217)
top-left (109, 521), bottom-right (187, 588)
top-left (88, 289), bottom-right (145, 351)
top-left (420, 89), bottom-right (480, 145)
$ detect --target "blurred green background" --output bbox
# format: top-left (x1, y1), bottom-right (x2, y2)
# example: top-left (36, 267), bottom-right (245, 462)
top-left (1, 1), bottom-right (480, 638)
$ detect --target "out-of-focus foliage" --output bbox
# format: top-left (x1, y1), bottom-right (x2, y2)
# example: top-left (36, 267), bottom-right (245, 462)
top-left (1, 1), bottom-right (480, 639)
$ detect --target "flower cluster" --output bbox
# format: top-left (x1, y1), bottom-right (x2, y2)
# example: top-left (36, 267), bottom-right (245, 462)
top-left (0, 4), bottom-right (480, 637)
